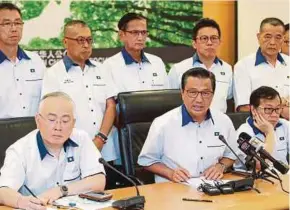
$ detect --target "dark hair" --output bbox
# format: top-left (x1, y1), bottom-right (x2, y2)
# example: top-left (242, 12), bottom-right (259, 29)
top-left (181, 67), bottom-right (216, 92)
top-left (0, 2), bottom-right (22, 17)
top-left (64, 20), bottom-right (89, 35)
top-left (259, 17), bottom-right (285, 32)
top-left (250, 86), bottom-right (281, 108)
top-left (192, 18), bottom-right (221, 40)
top-left (285, 23), bottom-right (289, 32)
top-left (118, 12), bottom-right (146, 30)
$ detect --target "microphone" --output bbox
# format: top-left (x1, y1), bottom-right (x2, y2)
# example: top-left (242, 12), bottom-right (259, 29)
top-left (218, 135), bottom-right (249, 170)
top-left (238, 132), bottom-right (289, 174)
top-left (98, 158), bottom-right (145, 209)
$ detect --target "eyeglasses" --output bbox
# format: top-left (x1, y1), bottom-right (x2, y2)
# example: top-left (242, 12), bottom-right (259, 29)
top-left (258, 106), bottom-right (282, 115)
top-left (38, 113), bottom-right (72, 127)
top-left (124, 30), bottom-right (148, 37)
top-left (195, 35), bottom-right (220, 44)
top-left (65, 36), bottom-right (93, 45)
top-left (262, 34), bottom-right (283, 42)
top-left (0, 21), bottom-right (24, 29)
top-left (185, 90), bottom-right (213, 99)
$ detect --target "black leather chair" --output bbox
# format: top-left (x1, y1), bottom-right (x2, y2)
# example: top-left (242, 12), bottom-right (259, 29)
top-left (227, 112), bottom-right (249, 130)
top-left (0, 117), bottom-right (36, 167)
top-left (118, 90), bottom-right (183, 184)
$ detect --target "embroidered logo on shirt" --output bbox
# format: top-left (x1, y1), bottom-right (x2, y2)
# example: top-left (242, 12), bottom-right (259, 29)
top-left (63, 79), bottom-right (74, 84)
top-left (67, 156), bottom-right (74, 162)
top-left (279, 137), bottom-right (285, 141)
top-left (214, 132), bottom-right (220, 136)
top-left (220, 72), bottom-right (225, 75)
top-left (153, 73), bottom-right (158, 77)
top-left (96, 76), bottom-right (101, 79)
top-left (30, 69), bottom-right (35, 73)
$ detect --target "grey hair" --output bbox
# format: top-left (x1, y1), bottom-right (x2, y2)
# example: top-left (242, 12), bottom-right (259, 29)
top-left (39, 92), bottom-right (76, 118)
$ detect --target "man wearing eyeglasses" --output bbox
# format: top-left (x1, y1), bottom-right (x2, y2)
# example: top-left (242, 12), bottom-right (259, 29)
top-left (42, 20), bottom-right (118, 187)
top-left (236, 86), bottom-right (289, 167)
top-left (138, 68), bottom-right (237, 183)
top-left (102, 12), bottom-right (169, 93)
top-left (234, 18), bottom-right (289, 112)
top-left (0, 92), bottom-right (106, 209)
top-left (0, 2), bottom-right (46, 118)
top-left (168, 18), bottom-right (233, 113)
top-left (281, 23), bottom-right (289, 56)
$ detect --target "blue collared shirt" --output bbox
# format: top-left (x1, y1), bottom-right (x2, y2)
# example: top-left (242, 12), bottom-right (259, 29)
top-left (192, 53), bottom-right (223, 66)
top-left (181, 104), bottom-right (214, 126)
top-left (0, 47), bottom-right (30, 64)
top-left (255, 47), bottom-right (286, 66)
top-left (121, 48), bottom-right (150, 65)
top-left (247, 116), bottom-right (282, 136)
top-left (63, 55), bottom-right (95, 72)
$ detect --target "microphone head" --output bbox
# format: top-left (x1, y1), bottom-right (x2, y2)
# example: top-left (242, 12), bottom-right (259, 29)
top-left (218, 135), bottom-right (226, 143)
top-left (273, 160), bottom-right (289, 175)
top-left (239, 132), bottom-right (251, 141)
top-left (99, 158), bottom-right (105, 164)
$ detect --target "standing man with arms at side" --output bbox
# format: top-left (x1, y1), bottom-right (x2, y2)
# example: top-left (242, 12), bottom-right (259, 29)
top-left (0, 2), bottom-right (46, 118)
top-left (138, 68), bottom-right (237, 183)
top-left (168, 18), bottom-right (233, 113)
top-left (42, 20), bottom-right (117, 187)
top-left (234, 17), bottom-right (289, 112)
top-left (0, 92), bottom-right (105, 209)
top-left (103, 12), bottom-right (169, 93)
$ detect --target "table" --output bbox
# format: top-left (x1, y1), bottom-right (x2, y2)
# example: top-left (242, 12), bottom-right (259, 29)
top-left (103, 174), bottom-right (289, 210)
top-left (0, 174), bottom-right (288, 210)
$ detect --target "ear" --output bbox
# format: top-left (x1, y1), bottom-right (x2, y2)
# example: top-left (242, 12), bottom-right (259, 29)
top-left (118, 30), bottom-right (124, 41)
top-left (35, 114), bottom-right (40, 129)
top-left (192, 39), bottom-right (197, 50)
top-left (63, 38), bottom-right (67, 48)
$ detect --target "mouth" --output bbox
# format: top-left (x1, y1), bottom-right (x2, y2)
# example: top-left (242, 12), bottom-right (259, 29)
top-left (52, 134), bottom-right (63, 139)
top-left (191, 105), bottom-right (205, 112)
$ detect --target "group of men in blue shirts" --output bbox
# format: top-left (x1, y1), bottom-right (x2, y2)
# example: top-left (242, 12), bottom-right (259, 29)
top-left (0, 2), bottom-right (288, 209)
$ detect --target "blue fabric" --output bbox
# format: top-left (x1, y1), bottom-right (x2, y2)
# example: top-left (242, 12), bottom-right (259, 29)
top-left (181, 104), bottom-right (214, 126)
top-left (121, 48), bottom-right (150, 65)
top-left (0, 47), bottom-right (30, 64)
top-left (192, 53), bottom-right (223, 66)
top-left (254, 47), bottom-right (286, 66)
top-left (63, 55), bottom-right (95, 72)
top-left (36, 131), bottom-right (79, 160)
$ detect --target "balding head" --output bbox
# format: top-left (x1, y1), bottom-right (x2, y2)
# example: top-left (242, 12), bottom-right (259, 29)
top-left (64, 20), bottom-right (89, 37)
top-left (36, 92), bottom-right (76, 148)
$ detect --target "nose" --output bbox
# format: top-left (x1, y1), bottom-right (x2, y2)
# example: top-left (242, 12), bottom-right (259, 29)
top-left (195, 92), bottom-right (203, 102)
top-left (53, 120), bottom-right (62, 131)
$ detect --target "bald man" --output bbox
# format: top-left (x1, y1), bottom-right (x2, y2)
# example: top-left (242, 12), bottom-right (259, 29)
top-left (41, 20), bottom-right (118, 164)
top-left (0, 92), bottom-right (105, 209)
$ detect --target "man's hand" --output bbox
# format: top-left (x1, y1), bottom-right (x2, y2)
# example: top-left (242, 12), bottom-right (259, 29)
top-left (39, 187), bottom-right (62, 204)
top-left (169, 167), bottom-right (191, 183)
top-left (93, 136), bottom-right (105, 151)
top-left (252, 109), bottom-right (274, 135)
top-left (17, 195), bottom-right (47, 210)
top-left (202, 163), bottom-right (224, 180)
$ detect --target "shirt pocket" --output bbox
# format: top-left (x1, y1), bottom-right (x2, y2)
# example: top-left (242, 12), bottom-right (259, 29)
top-left (215, 79), bottom-right (229, 100)
top-left (92, 77), bottom-right (108, 106)
top-left (206, 144), bottom-right (226, 162)
top-left (24, 78), bottom-right (42, 97)
top-left (63, 162), bottom-right (81, 183)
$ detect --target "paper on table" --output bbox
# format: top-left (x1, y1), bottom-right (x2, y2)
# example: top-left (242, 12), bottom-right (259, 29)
top-left (47, 195), bottom-right (114, 210)
top-left (182, 176), bottom-right (230, 189)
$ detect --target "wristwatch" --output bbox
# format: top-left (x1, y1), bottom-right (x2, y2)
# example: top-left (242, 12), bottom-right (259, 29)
top-left (59, 185), bottom-right (68, 197)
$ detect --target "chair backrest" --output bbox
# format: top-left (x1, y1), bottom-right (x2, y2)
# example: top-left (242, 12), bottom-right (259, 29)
top-left (226, 112), bottom-right (249, 130)
top-left (0, 117), bottom-right (36, 167)
top-left (118, 90), bottom-right (182, 183)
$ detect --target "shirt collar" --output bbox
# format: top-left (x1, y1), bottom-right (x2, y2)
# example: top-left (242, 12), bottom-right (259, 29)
top-left (181, 104), bottom-right (214, 126)
top-left (0, 47), bottom-right (30, 64)
top-left (121, 48), bottom-right (150, 65)
top-left (254, 47), bottom-right (286, 66)
top-left (247, 116), bottom-right (282, 135)
top-left (63, 55), bottom-right (95, 72)
top-left (192, 53), bottom-right (223, 66)
top-left (36, 131), bottom-right (79, 160)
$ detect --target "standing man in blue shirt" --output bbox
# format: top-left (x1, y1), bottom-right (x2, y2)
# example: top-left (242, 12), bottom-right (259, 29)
top-left (0, 2), bottom-right (45, 118)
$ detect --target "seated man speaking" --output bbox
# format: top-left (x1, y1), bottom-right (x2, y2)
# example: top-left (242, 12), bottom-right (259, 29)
top-left (0, 92), bottom-right (105, 209)
top-left (138, 68), bottom-right (237, 183)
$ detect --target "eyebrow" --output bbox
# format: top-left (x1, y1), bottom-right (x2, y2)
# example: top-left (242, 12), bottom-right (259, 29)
top-left (1, 18), bottom-right (22, 22)
top-left (47, 113), bottom-right (71, 118)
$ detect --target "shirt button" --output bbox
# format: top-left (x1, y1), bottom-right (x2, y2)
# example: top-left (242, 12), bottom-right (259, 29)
top-left (91, 109), bottom-right (93, 112)
top-left (23, 106), bottom-right (25, 109)
top-left (199, 141), bottom-right (202, 144)
top-left (89, 98), bottom-right (91, 100)
top-left (16, 79), bottom-right (19, 81)
top-left (142, 81), bottom-right (145, 83)
top-left (86, 85), bottom-right (88, 88)
top-left (93, 122), bottom-right (96, 125)
top-left (199, 171), bottom-right (202, 174)
top-left (201, 157), bottom-right (203, 160)
top-left (19, 93), bottom-right (22, 96)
